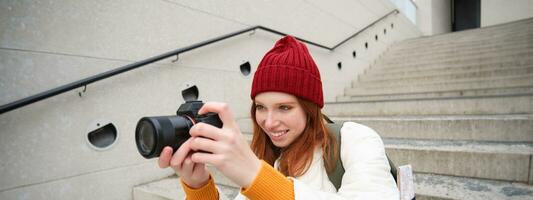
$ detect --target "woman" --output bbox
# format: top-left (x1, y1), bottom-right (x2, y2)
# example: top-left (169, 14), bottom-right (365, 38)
top-left (158, 36), bottom-right (399, 199)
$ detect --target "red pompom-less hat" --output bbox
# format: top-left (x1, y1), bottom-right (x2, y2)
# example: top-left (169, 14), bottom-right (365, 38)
top-left (250, 35), bottom-right (324, 108)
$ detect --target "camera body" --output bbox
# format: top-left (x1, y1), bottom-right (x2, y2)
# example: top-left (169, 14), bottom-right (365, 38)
top-left (176, 101), bottom-right (221, 125)
top-left (135, 100), bottom-right (222, 159)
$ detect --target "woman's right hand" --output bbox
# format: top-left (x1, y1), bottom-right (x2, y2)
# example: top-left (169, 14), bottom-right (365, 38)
top-left (158, 139), bottom-right (210, 189)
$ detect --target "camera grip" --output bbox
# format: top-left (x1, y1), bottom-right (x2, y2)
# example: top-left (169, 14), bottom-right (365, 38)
top-left (198, 113), bottom-right (223, 128)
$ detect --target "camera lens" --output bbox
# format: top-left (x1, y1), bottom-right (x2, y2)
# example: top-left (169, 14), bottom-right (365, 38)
top-left (138, 120), bottom-right (155, 154)
top-left (136, 117), bottom-right (164, 158)
top-left (135, 116), bottom-right (194, 159)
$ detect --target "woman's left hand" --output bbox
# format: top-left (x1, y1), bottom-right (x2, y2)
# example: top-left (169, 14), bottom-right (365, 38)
top-left (188, 102), bottom-right (262, 188)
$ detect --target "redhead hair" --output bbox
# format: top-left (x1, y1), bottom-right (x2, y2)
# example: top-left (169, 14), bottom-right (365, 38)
top-left (250, 97), bottom-right (338, 177)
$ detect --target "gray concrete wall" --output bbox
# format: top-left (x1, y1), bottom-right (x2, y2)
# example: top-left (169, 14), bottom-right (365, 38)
top-left (0, 0), bottom-right (421, 199)
top-left (416, 0), bottom-right (433, 35)
top-left (431, 0), bottom-right (451, 34)
top-left (416, 0), bottom-right (451, 36)
top-left (481, 0), bottom-right (533, 27)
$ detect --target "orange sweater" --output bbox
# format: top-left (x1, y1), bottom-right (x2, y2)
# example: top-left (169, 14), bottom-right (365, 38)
top-left (181, 160), bottom-right (294, 200)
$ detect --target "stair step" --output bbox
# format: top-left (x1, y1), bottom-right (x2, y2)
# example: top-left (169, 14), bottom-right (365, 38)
top-left (396, 24), bottom-right (533, 43)
top-left (391, 20), bottom-right (533, 50)
top-left (390, 32), bottom-right (533, 52)
top-left (324, 95), bottom-right (533, 116)
top-left (358, 67), bottom-right (533, 86)
top-left (371, 57), bottom-right (533, 73)
top-left (374, 58), bottom-right (533, 74)
top-left (401, 20), bottom-right (533, 42)
top-left (383, 44), bottom-right (533, 63)
top-left (354, 73), bottom-right (533, 89)
top-left (379, 53), bottom-right (533, 69)
top-left (331, 114), bottom-right (533, 142)
top-left (346, 74), bottom-right (533, 95)
top-left (392, 32), bottom-right (533, 51)
top-left (133, 167), bottom-right (241, 200)
top-left (401, 19), bottom-right (533, 45)
top-left (376, 51), bottom-right (533, 69)
top-left (384, 138), bottom-right (533, 182)
top-left (390, 35), bottom-right (532, 49)
top-left (339, 86), bottom-right (533, 101)
top-left (366, 62), bottom-right (533, 80)
top-left (414, 173), bottom-right (533, 200)
top-left (391, 32), bottom-right (533, 52)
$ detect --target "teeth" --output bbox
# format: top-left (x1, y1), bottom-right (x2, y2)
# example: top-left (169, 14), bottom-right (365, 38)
top-left (272, 130), bottom-right (288, 137)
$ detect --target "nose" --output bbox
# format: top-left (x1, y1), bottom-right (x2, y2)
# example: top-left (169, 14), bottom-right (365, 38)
top-left (263, 112), bottom-right (280, 130)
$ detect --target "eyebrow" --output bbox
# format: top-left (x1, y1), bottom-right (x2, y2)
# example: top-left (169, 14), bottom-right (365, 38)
top-left (255, 101), bottom-right (298, 106)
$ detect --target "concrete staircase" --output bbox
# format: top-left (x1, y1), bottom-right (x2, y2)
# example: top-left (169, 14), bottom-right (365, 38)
top-left (325, 18), bottom-right (533, 199)
top-left (133, 166), bottom-right (242, 200)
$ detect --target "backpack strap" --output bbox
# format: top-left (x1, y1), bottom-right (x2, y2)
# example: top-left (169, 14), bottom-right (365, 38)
top-left (324, 120), bottom-right (398, 191)
top-left (326, 123), bottom-right (344, 191)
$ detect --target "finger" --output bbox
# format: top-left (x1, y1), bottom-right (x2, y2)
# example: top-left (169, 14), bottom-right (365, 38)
top-left (192, 163), bottom-right (207, 177)
top-left (190, 123), bottom-right (223, 141)
top-left (198, 102), bottom-right (236, 127)
top-left (181, 157), bottom-right (194, 176)
top-left (158, 146), bottom-right (173, 168)
top-left (170, 139), bottom-right (193, 168)
top-left (193, 162), bottom-right (206, 173)
top-left (191, 152), bottom-right (221, 166)
top-left (190, 136), bottom-right (221, 153)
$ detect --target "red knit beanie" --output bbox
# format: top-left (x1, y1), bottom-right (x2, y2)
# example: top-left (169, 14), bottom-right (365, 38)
top-left (251, 35), bottom-right (324, 108)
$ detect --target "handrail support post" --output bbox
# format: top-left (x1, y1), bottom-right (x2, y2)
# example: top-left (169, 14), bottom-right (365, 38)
top-left (171, 54), bottom-right (180, 63)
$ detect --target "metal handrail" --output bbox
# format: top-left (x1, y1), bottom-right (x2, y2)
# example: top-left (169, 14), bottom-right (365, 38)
top-left (0, 9), bottom-right (398, 114)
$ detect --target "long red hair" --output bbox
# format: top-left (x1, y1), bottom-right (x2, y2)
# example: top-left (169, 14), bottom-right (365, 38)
top-left (250, 97), bottom-right (338, 177)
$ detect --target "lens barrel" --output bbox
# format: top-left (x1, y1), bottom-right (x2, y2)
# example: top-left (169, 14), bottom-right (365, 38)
top-left (135, 116), bottom-right (193, 158)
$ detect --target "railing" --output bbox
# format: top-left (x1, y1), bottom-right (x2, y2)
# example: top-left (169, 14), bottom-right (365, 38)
top-left (0, 9), bottom-right (398, 114)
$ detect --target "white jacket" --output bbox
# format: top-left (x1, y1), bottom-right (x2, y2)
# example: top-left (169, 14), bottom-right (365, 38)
top-left (230, 122), bottom-right (399, 200)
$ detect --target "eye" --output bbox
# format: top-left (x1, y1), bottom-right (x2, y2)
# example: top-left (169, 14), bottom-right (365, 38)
top-left (255, 104), bottom-right (265, 110)
top-left (279, 105), bottom-right (291, 111)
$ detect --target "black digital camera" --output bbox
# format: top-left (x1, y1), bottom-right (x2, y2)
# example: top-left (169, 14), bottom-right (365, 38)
top-left (135, 100), bottom-right (223, 159)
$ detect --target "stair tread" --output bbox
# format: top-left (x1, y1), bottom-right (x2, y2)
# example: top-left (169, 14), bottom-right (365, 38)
top-left (133, 176), bottom-right (239, 200)
top-left (414, 173), bottom-right (533, 200)
top-left (329, 92), bottom-right (533, 104)
top-left (339, 85), bottom-right (533, 102)
top-left (369, 64), bottom-right (533, 78)
top-left (352, 74), bottom-right (533, 90)
top-left (385, 46), bottom-right (533, 59)
top-left (345, 85), bottom-right (533, 96)
top-left (383, 138), bottom-right (533, 155)
top-left (329, 114), bottom-right (533, 142)
top-left (330, 114), bottom-right (533, 121)
top-left (362, 66), bottom-right (533, 82)
top-left (377, 52), bottom-right (533, 67)
top-left (372, 59), bottom-right (533, 73)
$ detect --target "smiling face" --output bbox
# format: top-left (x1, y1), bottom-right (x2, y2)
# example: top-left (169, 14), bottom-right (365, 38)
top-left (253, 92), bottom-right (308, 148)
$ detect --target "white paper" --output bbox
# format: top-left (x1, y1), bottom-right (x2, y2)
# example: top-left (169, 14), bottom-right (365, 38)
top-left (398, 165), bottom-right (415, 200)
